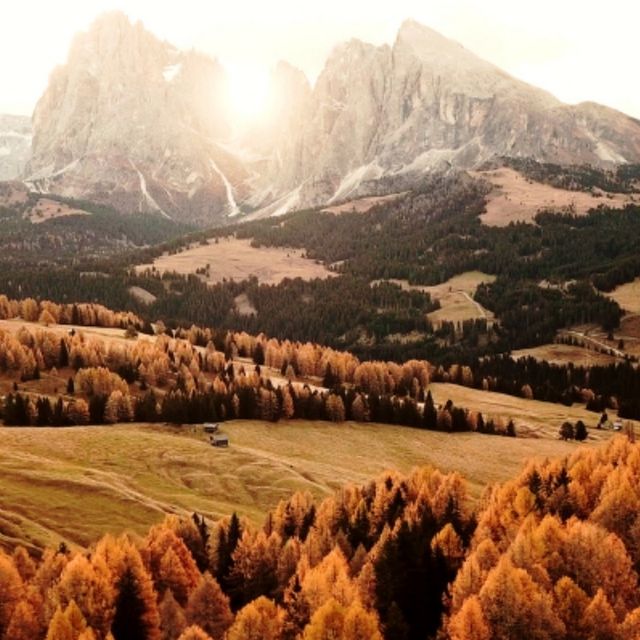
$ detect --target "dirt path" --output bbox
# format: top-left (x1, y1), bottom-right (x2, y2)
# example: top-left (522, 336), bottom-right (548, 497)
top-left (460, 291), bottom-right (488, 319)
top-left (562, 330), bottom-right (626, 359)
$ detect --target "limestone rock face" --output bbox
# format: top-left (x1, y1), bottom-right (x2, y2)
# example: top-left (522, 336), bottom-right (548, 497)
top-left (0, 115), bottom-right (31, 181)
top-left (256, 19), bottom-right (640, 210)
top-left (26, 11), bottom-right (247, 225)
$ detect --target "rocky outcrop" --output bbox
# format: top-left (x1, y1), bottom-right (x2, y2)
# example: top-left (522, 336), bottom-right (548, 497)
top-left (26, 11), bottom-right (247, 225)
top-left (0, 115), bottom-right (31, 181)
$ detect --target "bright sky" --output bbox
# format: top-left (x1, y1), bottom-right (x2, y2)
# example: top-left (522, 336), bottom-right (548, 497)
top-left (2, 0), bottom-right (639, 120)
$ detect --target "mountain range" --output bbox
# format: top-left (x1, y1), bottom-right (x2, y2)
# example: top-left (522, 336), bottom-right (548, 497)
top-left (3, 12), bottom-right (640, 225)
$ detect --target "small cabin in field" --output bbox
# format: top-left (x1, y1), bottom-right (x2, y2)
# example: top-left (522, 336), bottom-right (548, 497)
top-left (203, 423), bottom-right (220, 433)
top-left (210, 434), bottom-right (229, 447)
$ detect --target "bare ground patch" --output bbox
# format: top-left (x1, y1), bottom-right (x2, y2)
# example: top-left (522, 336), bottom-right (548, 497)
top-left (25, 198), bottom-right (91, 224)
top-left (128, 286), bottom-right (157, 305)
top-left (137, 237), bottom-right (336, 285)
top-left (234, 293), bottom-right (257, 316)
top-left (473, 167), bottom-right (637, 226)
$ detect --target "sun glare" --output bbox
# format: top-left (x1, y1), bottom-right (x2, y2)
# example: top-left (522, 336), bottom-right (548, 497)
top-left (225, 62), bottom-right (272, 125)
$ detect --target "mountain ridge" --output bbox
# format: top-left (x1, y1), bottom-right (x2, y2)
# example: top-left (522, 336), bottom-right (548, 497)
top-left (16, 12), bottom-right (640, 223)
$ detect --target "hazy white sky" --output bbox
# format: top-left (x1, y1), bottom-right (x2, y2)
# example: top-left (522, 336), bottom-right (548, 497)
top-left (2, 0), bottom-right (639, 119)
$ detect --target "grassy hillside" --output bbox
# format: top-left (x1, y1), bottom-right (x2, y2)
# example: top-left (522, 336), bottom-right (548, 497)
top-left (0, 419), bottom-right (603, 553)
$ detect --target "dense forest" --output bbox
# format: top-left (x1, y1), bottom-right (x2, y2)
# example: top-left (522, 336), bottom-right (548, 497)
top-left (1, 436), bottom-right (640, 639)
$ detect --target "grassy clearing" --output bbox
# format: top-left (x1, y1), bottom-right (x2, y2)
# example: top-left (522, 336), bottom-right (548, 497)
top-left (372, 272), bottom-right (495, 325)
top-left (429, 382), bottom-right (637, 439)
top-left (27, 198), bottom-right (90, 224)
top-left (511, 343), bottom-right (621, 367)
top-left (0, 409), bottom-right (621, 552)
top-left (605, 278), bottom-right (640, 314)
top-left (136, 237), bottom-right (335, 285)
top-left (474, 167), bottom-right (635, 226)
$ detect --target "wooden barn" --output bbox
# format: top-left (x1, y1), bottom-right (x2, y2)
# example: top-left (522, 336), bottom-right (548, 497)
top-left (210, 434), bottom-right (229, 447)
top-left (203, 423), bottom-right (220, 434)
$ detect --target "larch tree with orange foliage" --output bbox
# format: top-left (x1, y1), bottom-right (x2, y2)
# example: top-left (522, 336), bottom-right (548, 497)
top-left (185, 573), bottom-right (233, 640)
top-left (0, 553), bottom-right (23, 638)
top-left (226, 596), bottom-right (285, 640)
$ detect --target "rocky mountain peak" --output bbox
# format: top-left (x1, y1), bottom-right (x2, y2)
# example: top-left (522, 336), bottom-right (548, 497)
top-left (26, 12), bottom-right (246, 225)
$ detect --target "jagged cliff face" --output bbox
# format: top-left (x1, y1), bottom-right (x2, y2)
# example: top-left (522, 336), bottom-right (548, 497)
top-left (26, 12), bottom-right (247, 225)
top-left (0, 115), bottom-right (31, 181)
top-left (257, 20), bottom-right (640, 209)
top-left (25, 16), bottom-right (640, 222)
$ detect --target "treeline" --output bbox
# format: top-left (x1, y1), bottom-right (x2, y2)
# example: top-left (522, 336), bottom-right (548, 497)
top-left (475, 278), bottom-right (622, 347)
top-left (0, 463), bottom-right (474, 640)
top-left (445, 436), bottom-right (640, 639)
top-left (2, 385), bottom-right (517, 439)
top-left (0, 298), bottom-right (517, 436)
top-left (147, 275), bottom-right (439, 351)
top-left (2, 437), bottom-right (640, 639)
top-left (0, 295), bottom-right (143, 330)
top-left (0, 315), bottom-right (516, 436)
top-left (499, 156), bottom-right (640, 193)
top-left (0, 194), bottom-right (187, 271)
top-left (433, 355), bottom-right (640, 420)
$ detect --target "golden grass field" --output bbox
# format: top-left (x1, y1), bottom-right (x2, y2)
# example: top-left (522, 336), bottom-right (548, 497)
top-left (474, 168), bottom-right (636, 226)
top-left (136, 237), bottom-right (335, 285)
top-left (605, 278), bottom-right (640, 314)
top-left (0, 416), bottom-right (603, 553)
top-left (428, 382), bottom-right (636, 439)
top-left (511, 343), bottom-right (621, 367)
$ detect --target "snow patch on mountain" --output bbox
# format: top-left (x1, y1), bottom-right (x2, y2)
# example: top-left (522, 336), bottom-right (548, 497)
top-left (130, 160), bottom-right (172, 219)
top-left (210, 159), bottom-right (240, 216)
